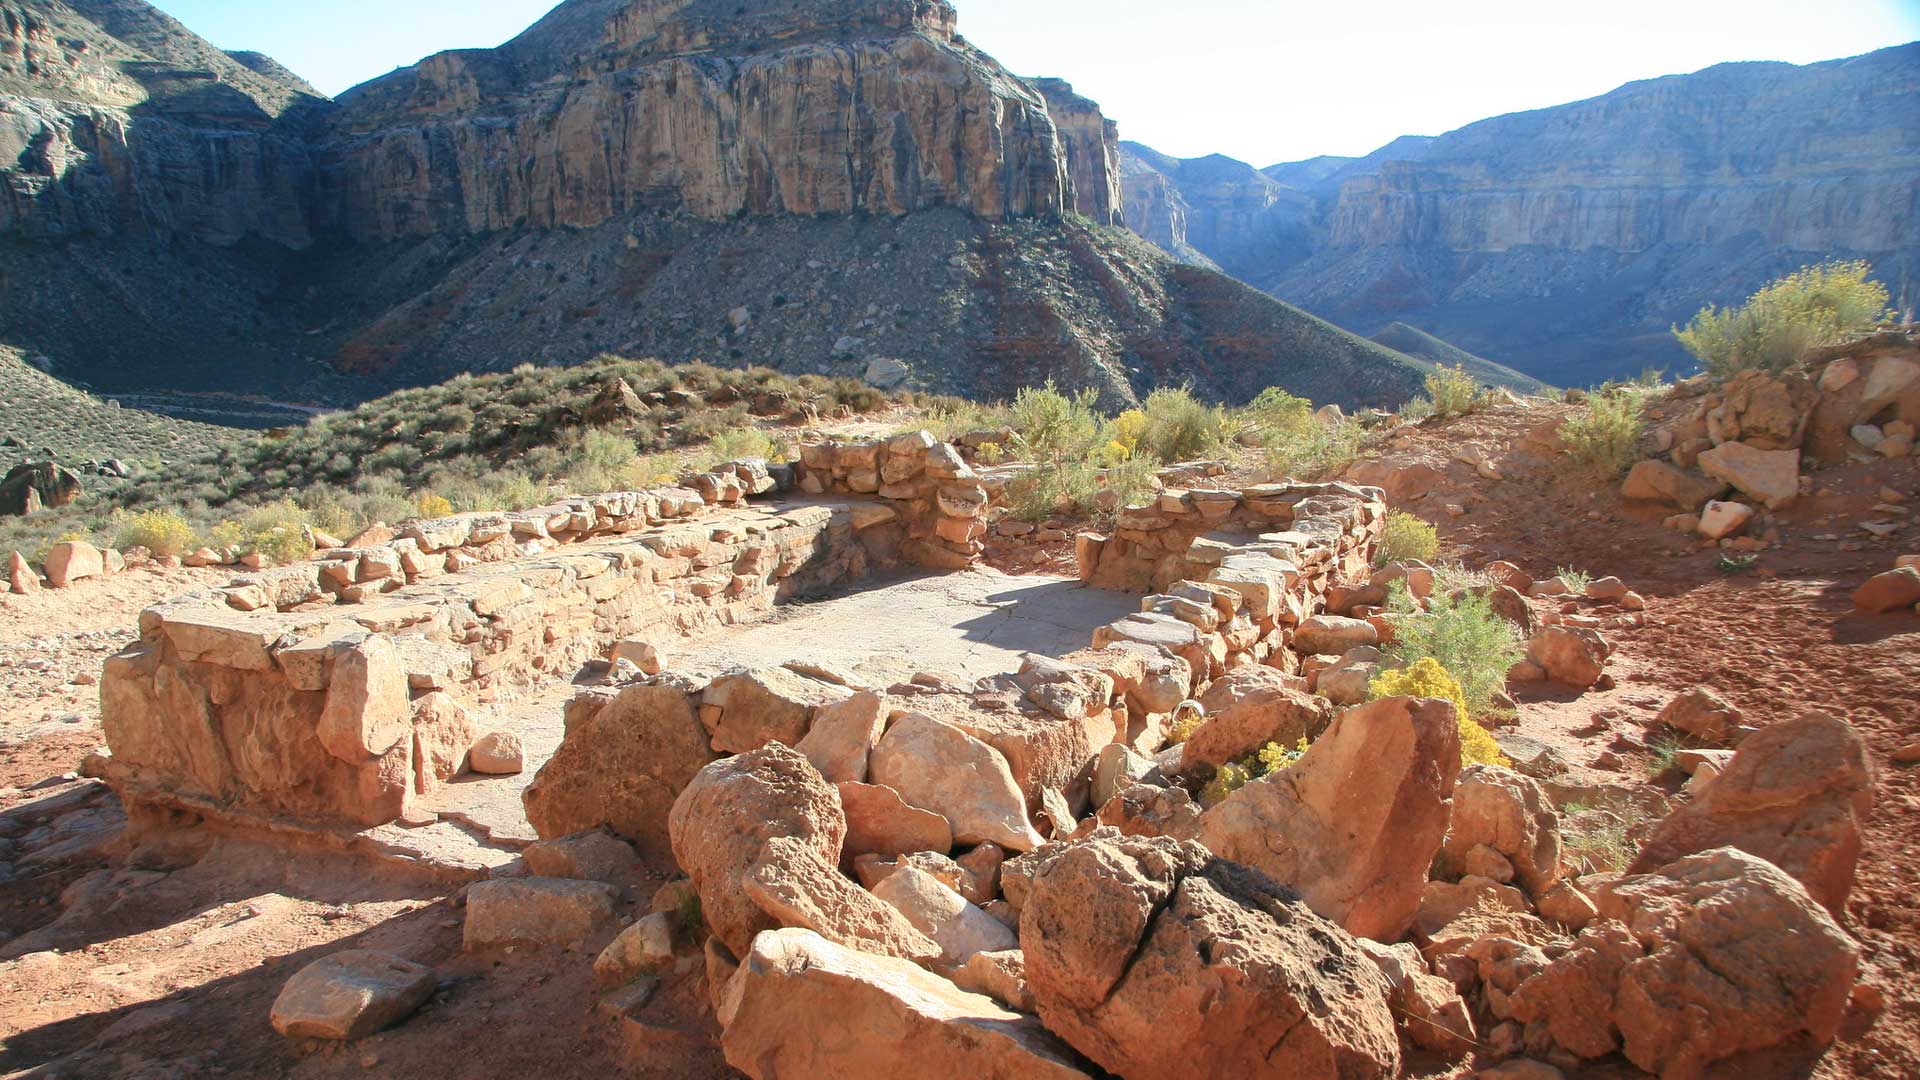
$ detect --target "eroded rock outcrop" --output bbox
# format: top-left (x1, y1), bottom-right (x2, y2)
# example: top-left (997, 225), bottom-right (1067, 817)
top-left (1019, 831), bottom-right (1400, 1079)
top-left (1628, 713), bottom-right (1873, 912)
top-left (1196, 695), bottom-right (1463, 940)
top-left (1509, 848), bottom-right (1859, 1076)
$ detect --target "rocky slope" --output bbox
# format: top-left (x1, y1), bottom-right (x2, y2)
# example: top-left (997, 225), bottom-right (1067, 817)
top-left (1124, 43), bottom-right (1920, 386)
top-left (0, 0), bottom-right (1434, 410)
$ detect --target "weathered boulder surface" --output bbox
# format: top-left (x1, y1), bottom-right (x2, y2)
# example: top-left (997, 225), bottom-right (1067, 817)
top-left (1526, 625), bottom-right (1612, 688)
top-left (868, 713), bottom-right (1042, 852)
top-left (1439, 765), bottom-right (1562, 898)
top-left (269, 950), bottom-right (437, 1040)
top-left (718, 928), bottom-right (1090, 1079)
top-left (741, 835), bottom-right (942, 964)
top-left (463, 878), bottom-right (619, 949)
top-left (1019, 831), bottom-right (1400, 1079)
top-left (700, 667), bottom-right (852, 755)
top-left (1853, 567), bottom-right (1920, 613)
top-left (667, 744), bottom-right (847, 957)
top-left (1629, 713), bottom-right (1873, 912)
top-left (525, 684), bottom-right (718, 861)
top-left (1180, 670), bottom-right (1333, 774)
top-left (1697, 442), bottom-right (1800, 509)
top-left (1621, 460), bottom-right (1729, 510)
top-left (1509, 848), bottom-right (1859, 1077)
top-left (870, 865), bottom-right (1017, 966)
top-left (1197, 696), bottom-right (1462, 940)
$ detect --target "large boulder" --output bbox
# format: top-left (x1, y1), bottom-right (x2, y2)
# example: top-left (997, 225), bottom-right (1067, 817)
top-left (836, 781), bottom-right (953, 861)
top-left (463, 878), bottom-right (619, 949)
top-left (741, 835), bottom-right (942, 964)
top-left (1621, 460), bottom-right (1728, 510)
top-left (1629, 713), bottom-right (1873, 913)
top-left (1197, 696), bottom-right (1462, 941)
top-left (1509, 848), bottom-right (1858, 1077)
top-left (793, 692), bottom-right (887, 782)
top-left (870, 866), bottom-right (1017, 966)
top-left (1180, 669), bottom-right (1334, 775)
top-left (1019, 831), bottom-right (1400, 1080)
top-left (43, 540), bottom-right (105, 588)
top-left (1696, 442), bottom-right (1800, 509)
top-left (1852, 567), bottom-right (1920, 613)
top-left (524, 684), bottom-right (719, 861)
top-left (1655, 686), bottom-right (1742, 743)
top-left (1526, 625), bottom-right (1611, 688)
top-left (667, 744), bottom-right (847, 956)
top-left (0, 461), bottom-right (83, 517)
top-left (717, 929), bottom-right (1089, 1079)
top-left (868, 713), bottom-right (1043, 851)
top-left (269, 950), bottom-right (437, 1040)
top-left (1439, 765), bottom-right (1562, 899)
top-left (701, 667), bottom-right (853, 755)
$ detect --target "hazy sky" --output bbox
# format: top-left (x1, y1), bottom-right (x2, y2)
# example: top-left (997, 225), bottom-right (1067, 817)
top-left (155, 0), bottom-right (1920, 165)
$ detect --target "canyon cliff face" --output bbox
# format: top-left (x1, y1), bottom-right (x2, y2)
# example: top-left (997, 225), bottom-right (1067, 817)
top-left (0, 0), bottom-right (1429, 410)
top-left (1125, 43), bottom-right (1920, 385)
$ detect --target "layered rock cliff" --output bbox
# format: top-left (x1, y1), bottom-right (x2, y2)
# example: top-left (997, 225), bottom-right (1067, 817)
top-left (0, 0), bottom-right (1433, 409)
top-left (1124, 43), bottom-right (1920, 385)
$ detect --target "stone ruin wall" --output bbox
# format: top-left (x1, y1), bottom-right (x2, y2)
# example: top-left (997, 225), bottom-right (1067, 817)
top-left (533, 479), bottom-right (1390, 854)
top-left (95, 435), bottom-right (1003, 832)
top-left (97, 421), bottom-right (1386, 850)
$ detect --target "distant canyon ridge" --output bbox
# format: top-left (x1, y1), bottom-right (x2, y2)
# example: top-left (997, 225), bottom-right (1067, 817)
top-left (1123, 42), bottom-right (1920, 386)
top-left (0, 0), bottom-right (1912, 409)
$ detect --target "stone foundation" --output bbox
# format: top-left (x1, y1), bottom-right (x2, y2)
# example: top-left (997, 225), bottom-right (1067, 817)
top-left (102, 498), bottom-right (874, 828)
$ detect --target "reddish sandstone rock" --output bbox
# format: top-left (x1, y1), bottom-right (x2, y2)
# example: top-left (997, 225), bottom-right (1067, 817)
top-left (1509, 848), bottom-right (1858, 1077)
top-left (741, 836), bottom-right (942, 965)
top-left (868, 713), bottom-right (1042, 852)
top-left (1525, 625), bottom-right (1611, 688)
top-left (667, 744), bottom-right (847, 957)
top-left (525, 684), bottom-right (718, 861)
top-left (794, 692), bottom-right (887, 782)
top-left (1621, 460), bottom-right (1727, 510)
top-left (1197, 696), bottom-right (1462, 941)
top-left (718, 929), bottom-right (1089, 1080)
top-left (836, 780), bottom-right (954, 861)
top-left (1019, 831), bottom-right (1400, 1080)
top-left (1655, 687), bottom-right (1742, 743)
top-left (1628, 713), bottom-right (1872, 913)
top-left (700, 667), bottom-right (853, 755)
top-left (1852, 566), bottom-right (1920, 613)
top-left (1439, 765), bottom-right (1563, 899)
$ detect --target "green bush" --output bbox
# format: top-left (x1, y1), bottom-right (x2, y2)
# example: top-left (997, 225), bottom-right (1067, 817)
top-left (702, 427), bottom-right (788, 468)
top-left (1136, 387), bottom-right (1227, 463)
top-left (1006, 460), bottom-right (1099, 523)
top-left (112, 509), bottom-right (198, 557)
top-left (1376, 511), bottom-right (1439, 566)
top-left (1424, 364), bottom-right (1481, 417)
top-left (1008, 382), bottom-right (1102, 466)
top-left (208, 500), bottom-right (314, 564)
top-left (1561, 391), bottom-right (1646, 476)
top-left (1674, 260), bottom-right (1892, 377)
top-left (1238, 387), bottom-right (1314, 444)
top-left (1383, 582), bottom-right (1525, 719)
top-left (1244, 392), bottom-right (1366, 480)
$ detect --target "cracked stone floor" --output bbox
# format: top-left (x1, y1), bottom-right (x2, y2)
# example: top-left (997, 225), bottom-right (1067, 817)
top-left (401, 568), bottom-right (1137, 866)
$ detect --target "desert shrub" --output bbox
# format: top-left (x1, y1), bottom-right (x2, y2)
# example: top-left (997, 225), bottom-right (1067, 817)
top-left (1166, 705), bottom-right (1206, 746)
top-left (1555, 565), bottom-right (1593, 594)
top-left (1675, 260), bottom-right (1892, 378)
top-left (1099, 456), bottom-right (1162, 518)
top-left (1201, 761), bottom-right (1252, 807)
top-left (1259, 413), bottom-right (1367, 480)
top-left (1376, 511), bottom-right (1439, 566)
top-left (207, 500), bottom-right (314, 564)
top-left (112, 509), bottom-right (198, 557)
top-left (1006, 459), bottom-right (1100, 523)
top-left (1369, 657), bottom-right (1509, 768)
top-left (1238, 387), bottom-right (1314, 443)
top-left (924, 399), bottom-right (1010, 443)
top-left (1561, 391), bottom-right (1646, 476)
top-left (1398, 395), bottom-right (1437, 423)
top-left (702, 427), bottom-right (786, 468)
top-left (1136, 387), bottom-right (1227, 463)
top-left (1383, 582), bottom-right (1525, 720)
top-left (1559, 803), bottom-right (1646, 873)
top-left (415, 493), bottom-right (454, 519)
top-left (1424, 364), bottom-right (1481, 417)
top-left (1008, 382), bottom-right (1102, 465)
top-left (1254, 738), bottom-right (1310, 775)
top-left (1102, 408), bottom-right (1149, 462)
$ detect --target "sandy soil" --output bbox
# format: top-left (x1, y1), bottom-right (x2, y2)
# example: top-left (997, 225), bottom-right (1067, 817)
top-left (1, 404), bottom-right (1915, 1079)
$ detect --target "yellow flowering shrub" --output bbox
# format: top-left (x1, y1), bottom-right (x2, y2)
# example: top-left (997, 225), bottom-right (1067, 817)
top-left (1369, 657), bottom-right (1509, 767)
